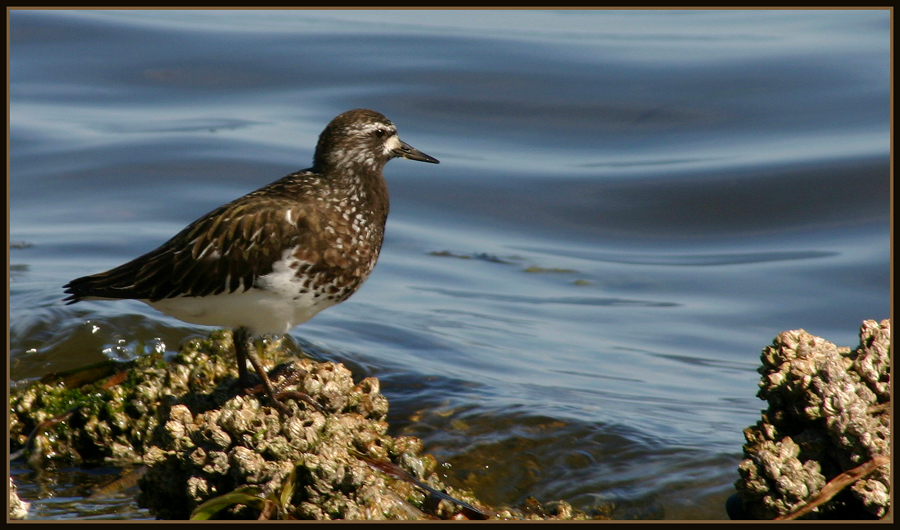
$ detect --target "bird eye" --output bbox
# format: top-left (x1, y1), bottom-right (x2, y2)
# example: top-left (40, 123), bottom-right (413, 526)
top-left (374, 128), bottom-right (386, 138)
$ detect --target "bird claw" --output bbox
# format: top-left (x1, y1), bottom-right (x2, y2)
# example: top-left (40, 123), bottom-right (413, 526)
top-left (242, 365), bottom-right (323, 415)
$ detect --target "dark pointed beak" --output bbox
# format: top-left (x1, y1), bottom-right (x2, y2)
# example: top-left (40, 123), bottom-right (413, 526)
top-left (395, 140), bottom-right (439, 164)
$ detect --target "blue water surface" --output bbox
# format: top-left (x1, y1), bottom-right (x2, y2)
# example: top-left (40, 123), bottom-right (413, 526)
top-left (8, 9), bottom-right (891, 520)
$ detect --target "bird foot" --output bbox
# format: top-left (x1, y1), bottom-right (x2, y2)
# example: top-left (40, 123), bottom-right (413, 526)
top-left (233, 328), bottom-right (324, 415)
top-left (241, 364), bottom-right (324, 414)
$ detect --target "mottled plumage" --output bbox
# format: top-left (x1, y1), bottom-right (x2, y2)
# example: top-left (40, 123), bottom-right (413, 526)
top-left (63, 109), bottom-right (438, 413)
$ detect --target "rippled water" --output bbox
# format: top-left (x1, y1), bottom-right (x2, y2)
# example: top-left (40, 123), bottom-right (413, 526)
top-left (9, 9), bottom-right (891, 520)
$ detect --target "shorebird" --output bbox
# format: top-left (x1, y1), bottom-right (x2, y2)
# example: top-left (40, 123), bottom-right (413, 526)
top-left (64, 109), bottom-right (439, 414)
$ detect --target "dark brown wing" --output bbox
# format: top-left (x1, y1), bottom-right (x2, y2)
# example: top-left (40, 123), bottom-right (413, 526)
top-left (63, 175), bottom-right (323, 303)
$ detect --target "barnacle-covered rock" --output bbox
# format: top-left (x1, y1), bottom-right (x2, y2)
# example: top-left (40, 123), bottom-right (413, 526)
top-left (734, 320), bottom-right (891, 519)
top-left (135, 354), bottom-right (523, 520)
top-left (9, 330), bottom-right (257, 467)
top-left (9, 476), bottom-right (30, 520)
top-left (10, 330), bottom-right (594, 520)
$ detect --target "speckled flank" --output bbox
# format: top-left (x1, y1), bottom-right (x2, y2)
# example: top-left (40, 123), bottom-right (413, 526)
top-left (63, 109), bottom-right (438, 336)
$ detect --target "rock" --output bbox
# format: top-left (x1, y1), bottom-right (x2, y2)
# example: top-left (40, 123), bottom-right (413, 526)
top-left (10, 330), bottom-right (597, 520)
top-left (9, 476), bottom-right (30, 520)
top-left (734, 320), bottom-right (891, 519)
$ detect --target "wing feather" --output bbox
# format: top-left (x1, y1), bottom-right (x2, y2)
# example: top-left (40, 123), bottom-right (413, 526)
top-left (64, 194), bottom-right (316, 303)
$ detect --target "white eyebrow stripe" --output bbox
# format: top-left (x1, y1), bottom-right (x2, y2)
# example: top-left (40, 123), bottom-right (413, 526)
top-left (359, 122), bottom-right (395, 134)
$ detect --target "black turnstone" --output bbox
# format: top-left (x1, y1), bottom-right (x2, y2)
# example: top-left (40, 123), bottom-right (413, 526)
top-left (63, 109), bottom-right (439, 414)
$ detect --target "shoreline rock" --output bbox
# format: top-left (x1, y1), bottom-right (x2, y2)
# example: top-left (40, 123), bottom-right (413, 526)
top-left (732, 319), bottom-right (891, 520)
top-left (9, 477), bottom-right (30, 520)
top-left (9, 330), bottom-right (595, 520)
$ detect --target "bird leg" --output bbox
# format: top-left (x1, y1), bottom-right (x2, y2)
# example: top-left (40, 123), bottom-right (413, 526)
top-left (233, 327), bottom-right (290, 416)
top-left (234, 327), bottom-right (252, 388)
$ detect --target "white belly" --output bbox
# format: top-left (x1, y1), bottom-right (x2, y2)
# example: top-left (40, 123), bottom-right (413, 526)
top-left (144, 247), bottom-right (359, 336)
top-left (146, 287), bottom-right (338, 336)
top-left (144, 249), bottom-right (348, 336)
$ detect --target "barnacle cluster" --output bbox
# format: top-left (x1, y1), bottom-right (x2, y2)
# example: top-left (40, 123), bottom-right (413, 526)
top-left (734, 320), bottom-right (891, 519)
top-left (10, 330), bottom-right (589, 520)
